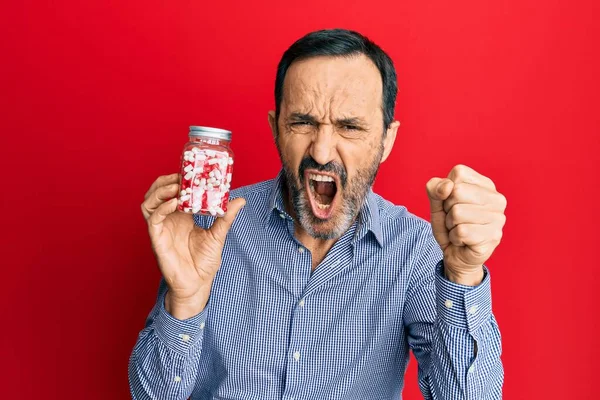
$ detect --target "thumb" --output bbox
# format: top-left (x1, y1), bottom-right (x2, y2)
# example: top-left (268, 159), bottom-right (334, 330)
top-left (209, 197), bottom-right (246, 242)
top-left (426, 178), bottom-right (454, 249)
top-left (426, 177), bottom-right (453, 207)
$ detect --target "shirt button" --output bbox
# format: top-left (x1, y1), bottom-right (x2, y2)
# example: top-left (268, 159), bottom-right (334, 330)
top-left (444, 300), bottom-right (453, 309)
top-left (179, 334), bottom-right (190, 342)
top-left (200, 322), bottom-right (205, 330)
top-left (468, 365), bottom-right (476, 373)
top-left (174, 376), bottom-right (182, 382)
top-left (293, 351), bottom-right (301, 361)
top-left (298, 299), bottom-right (305, 307)
top-left (279, 213), bottom-right (285, 219)
top-left (298, 247), bottom-right (305, 254)
top-left (469, 305), bottom-right (478, 315)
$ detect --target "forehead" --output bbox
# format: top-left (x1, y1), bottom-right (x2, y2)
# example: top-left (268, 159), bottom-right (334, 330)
top-left (281, 54), bottom-right (383, 117)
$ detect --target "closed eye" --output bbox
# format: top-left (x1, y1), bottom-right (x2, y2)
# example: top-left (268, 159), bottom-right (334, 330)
top-left (336, 118), bottom-right (366, 133)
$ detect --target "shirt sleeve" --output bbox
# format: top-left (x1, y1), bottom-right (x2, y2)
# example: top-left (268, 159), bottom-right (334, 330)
top-left (403, 232), bottom-right (504, 399)
top-left (128, 279), bottom-right (207, 400)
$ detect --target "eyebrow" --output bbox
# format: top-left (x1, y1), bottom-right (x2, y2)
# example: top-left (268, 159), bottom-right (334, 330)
top-left (287, 113), bottom-right (367, 126)
top-left (336, 117), bottom-right (366, 127)
top-left (288, 113), bottom-right (318, 123)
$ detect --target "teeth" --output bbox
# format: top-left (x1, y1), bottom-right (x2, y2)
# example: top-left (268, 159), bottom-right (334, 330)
top-left (316, 203), bottom-right (331, 209)
top-left (309, 173), bottom-right (334, 182)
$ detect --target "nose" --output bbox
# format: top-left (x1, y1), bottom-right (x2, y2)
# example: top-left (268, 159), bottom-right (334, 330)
top-left (309, 125), bottom-right (337, 166)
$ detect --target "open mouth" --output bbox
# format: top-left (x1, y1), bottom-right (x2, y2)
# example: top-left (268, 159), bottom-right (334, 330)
top-left (304, 170), bottom-right (340, 219)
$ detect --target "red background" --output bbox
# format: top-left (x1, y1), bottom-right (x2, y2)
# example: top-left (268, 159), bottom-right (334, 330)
top-left (1, 1), bottom-right (598, 399)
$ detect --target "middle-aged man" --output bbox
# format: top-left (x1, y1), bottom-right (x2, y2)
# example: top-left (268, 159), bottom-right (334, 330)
top-left (129, 29), bottom-right (506, 399)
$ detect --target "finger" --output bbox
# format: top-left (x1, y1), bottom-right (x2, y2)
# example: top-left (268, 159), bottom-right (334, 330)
top-left (448, 223), bottom-right (500, 247)
top-left (445, 204), bottom-right (505, 231)
top-left (426, 177), bottom-right (454, 249)
top-left (208, 198), bottom-right (246, 243)
top-left (443, 183), bottom-right (506, 214)
top-left (426, 177), bottom-right (454, 209)
top-left (447, 164), bottom-right (496, 191)
top-left (142, 183), bottom-right (180, 220)
top-left (148, 197), bottom-right (178, 234)
top-left (144, 173), bottom-right (181, 200)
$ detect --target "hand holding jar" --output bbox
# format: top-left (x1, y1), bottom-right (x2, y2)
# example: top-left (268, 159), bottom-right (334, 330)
top-left (139, 126), bottom-right (244, 320)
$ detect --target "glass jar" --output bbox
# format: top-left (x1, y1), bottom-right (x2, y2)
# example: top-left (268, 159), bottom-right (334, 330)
top-left (177, 126), bottom-right (234, 217)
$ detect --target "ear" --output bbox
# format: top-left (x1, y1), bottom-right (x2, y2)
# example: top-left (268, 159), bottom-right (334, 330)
top-left (268, 110), bottom-right (277, 140)
top-left (380, 120), bottom-right (400, 163)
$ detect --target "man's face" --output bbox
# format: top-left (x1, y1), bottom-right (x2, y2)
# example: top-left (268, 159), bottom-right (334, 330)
top-left (269, 54), bottom-right (398, 240)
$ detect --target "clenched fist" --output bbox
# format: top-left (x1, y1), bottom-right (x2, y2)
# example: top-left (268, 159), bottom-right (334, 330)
top-left (426, 165), bottom-right (507, 286)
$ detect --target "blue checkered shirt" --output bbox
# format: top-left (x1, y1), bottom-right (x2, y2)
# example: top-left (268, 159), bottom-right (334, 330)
top-left (129, 172), bottom-right (503, 399)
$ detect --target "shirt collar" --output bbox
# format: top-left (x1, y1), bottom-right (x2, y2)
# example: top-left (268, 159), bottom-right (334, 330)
top-left (263, 170), bottom-right (384, 247)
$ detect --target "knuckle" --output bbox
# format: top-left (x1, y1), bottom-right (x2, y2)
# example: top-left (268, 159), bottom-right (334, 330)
top-left (156, 183), bottom-right (178, 200)
top-left (452, 183), bottom-right (466, 199)
top-left (443, 198), bottom-right (454, 213)
top-left (499, 213), bottom-right (507, 226)
top-left (499, 194), bottom-right (508, 209)
top-left (156, 184), bottom-right (167, 196)
top-left (494, 228), bottom-right (503, 243)
top-left (449, 204), bottom-right (464, 222)
top-left (157, 183), bottom-right (175, 199)
top-left (455, 224), bottom-right (469, 239)
top-left (452, 164), bottom-right (468, 178)
top-left (445, 213), bottom-right (454, 229)
top-left (455, 163), bottom-right (468, 173)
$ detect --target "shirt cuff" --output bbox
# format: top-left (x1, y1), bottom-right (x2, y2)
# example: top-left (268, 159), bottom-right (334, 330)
top-left (154, 289), bottom-right (208, 355)
top-left (435, 261), bottom-right (492, 332)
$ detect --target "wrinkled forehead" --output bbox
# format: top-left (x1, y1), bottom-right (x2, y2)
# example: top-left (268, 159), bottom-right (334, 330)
top-left (281, 55), bottom-right (383, 119)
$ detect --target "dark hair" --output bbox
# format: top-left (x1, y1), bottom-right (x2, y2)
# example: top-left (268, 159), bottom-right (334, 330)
top-left (275, 29), bottom-right (398, 132)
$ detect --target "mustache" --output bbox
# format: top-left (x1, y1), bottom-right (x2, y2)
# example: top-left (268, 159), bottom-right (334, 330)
top-left (298, 157), bottom-right (347, 189)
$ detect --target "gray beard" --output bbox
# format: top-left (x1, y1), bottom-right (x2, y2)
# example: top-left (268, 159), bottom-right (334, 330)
top-left (280, 157), bottom-right (382, 240)
top-left (274, 131), bottom-right (384, 239)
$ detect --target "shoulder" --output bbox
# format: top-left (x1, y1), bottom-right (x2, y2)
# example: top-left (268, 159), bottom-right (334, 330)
top-left (229, 178), bottom-right (275, 221)
top-left (372, 193), bottom-right (440, 259)
top-left (373, 193), bottom-right (432, 237)
top-left (372, 194), bottom-right (443, 282)
top-left (229, 178), bottom-right (274, 203)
